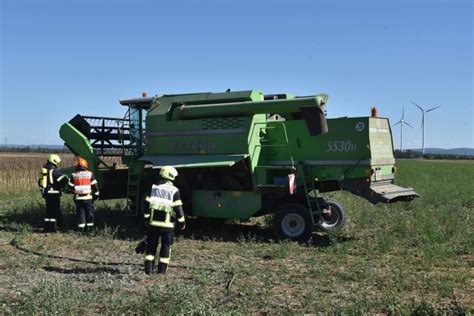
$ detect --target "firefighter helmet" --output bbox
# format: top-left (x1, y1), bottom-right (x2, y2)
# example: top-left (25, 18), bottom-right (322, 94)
top-left (76, 157), bottom-right (88, 169)
top-left (48, 154), bottom-right (61, 166)
top-left (159, 166), bottom-right (178, 181)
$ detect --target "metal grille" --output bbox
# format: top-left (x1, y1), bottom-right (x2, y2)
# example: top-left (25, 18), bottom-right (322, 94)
top-left (201, 118), bottom-right (246, 130)
top-left (82, 116), bottom-right (133, 156)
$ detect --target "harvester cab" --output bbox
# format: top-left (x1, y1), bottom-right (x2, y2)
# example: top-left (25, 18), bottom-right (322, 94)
top-left (59, 89), bottom-right (418, 240)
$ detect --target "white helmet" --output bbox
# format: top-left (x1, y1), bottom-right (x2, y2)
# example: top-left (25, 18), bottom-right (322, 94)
top-left (159, 166), bottom-right (178, 181)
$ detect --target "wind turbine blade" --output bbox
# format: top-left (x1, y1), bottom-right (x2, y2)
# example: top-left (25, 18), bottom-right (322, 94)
top-left (402, 106), bottom-right (405, 119)
top-left (411, 100), bottom-right (424, 112)
top-left (404, 121), bottom-right (414, 128)
top-left (426, 105), bottom-right (441, 113)
top-left (393, 121), bottom-right (402, 126)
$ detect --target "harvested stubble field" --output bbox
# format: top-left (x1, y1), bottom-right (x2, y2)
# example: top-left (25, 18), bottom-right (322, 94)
top-left (0, 153), bottom-right (473, 314)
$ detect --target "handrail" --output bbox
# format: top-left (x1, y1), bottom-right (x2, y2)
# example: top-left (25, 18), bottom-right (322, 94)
top-left (249, 121), bottom-right (293, 165)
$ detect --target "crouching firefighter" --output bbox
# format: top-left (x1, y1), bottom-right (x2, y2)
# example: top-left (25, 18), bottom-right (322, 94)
top-left (68, 157), bottom-right (100, 232)
top-left (38, 154), bottom-right (69, 232)
top-left (143, 166), bottom-right (186, 275)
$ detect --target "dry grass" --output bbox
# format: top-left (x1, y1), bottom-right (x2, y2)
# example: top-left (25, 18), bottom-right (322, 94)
top-left (0, 153), bottom-right (75, 195)
top-left (0, 153), bottom-right (122, 195)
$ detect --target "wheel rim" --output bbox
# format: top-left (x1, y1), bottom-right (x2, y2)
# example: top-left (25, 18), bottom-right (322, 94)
top-left (321, 205), bottom-right (340, 228)
top-left (281, 213), bottom-right (305, 237)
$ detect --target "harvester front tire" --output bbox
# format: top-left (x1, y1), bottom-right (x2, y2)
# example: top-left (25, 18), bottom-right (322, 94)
top-left (273, 203), bottom-right (313, 241)
top-left (319, 199), bottom-right (345, 230)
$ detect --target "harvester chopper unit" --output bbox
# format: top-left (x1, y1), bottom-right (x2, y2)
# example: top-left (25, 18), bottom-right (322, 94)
top-left (59, 89), bottom-right (418, 240)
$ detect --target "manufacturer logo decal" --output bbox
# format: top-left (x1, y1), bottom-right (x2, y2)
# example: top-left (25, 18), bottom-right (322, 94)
top-left (355, 122), bottom-right (365, 132)
top-left (173, 141), bottom-right (216, 152)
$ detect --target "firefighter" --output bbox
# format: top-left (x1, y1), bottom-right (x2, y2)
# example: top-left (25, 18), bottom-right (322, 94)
top-left (38, 154), bottom-right (68, 232)
top-left (143, 166), bottom-right (186, 275)
top-left (68, 157), bottom-right (100, 232)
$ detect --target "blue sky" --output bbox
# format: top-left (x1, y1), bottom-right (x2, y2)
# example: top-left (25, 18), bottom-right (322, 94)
top-left (0, 0), bottom-right (472, 148)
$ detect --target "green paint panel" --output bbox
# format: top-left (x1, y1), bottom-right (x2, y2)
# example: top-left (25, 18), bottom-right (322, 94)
top-left (176, 95), bottom-right (326, 119)
top-left (192, 190), bottom-right (261, 219)
top-left (260, 117), bottom-right (371, 163)
top-left (255, 117), bottom-right (396, 184)
top-left (147, 90), bottom-right (264, 116)
top-left (139, 154), bottom-right (248, 168)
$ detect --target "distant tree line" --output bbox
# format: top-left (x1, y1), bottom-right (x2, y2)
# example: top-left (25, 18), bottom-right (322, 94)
top-left (394, 150), bottom-right (474, 160)
top-left (0, 146), bottom-right (70, 153)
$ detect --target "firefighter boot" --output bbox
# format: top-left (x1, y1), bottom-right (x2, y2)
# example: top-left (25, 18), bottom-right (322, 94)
top-left (157, 262), bottom-right (168, 275)
top-left (50, 220), bottom-right (57, 233)
top-left (85, 223), bottom-right (94, 235)
top-left (144, 260), bottom-right (155, 275)
top-left (77, 224), bottom-right (86, 234)
top-left (43, 220), bottom-right (50, 233)
top-left (44, 220), bottom-right (56, 233)
top-left (56, 215), bottom-right (63, 231)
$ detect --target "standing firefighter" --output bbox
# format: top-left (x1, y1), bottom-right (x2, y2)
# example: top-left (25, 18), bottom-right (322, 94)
top-left (142, 166), bottom-right (186, 275)
top-left (38, 154), bottom-right (68, 232)
top-left (68, 157), bottom-right (100, 232)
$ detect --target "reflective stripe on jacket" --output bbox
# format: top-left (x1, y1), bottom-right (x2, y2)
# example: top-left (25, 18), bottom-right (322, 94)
top-left (69, 169), bottom-right (99, 200)
top-left (39, 163), bottom-right (67, 194)
top-left (72, 171), bottom-right (93, 194)
top-left (145, 182), bottom-right (182, 228)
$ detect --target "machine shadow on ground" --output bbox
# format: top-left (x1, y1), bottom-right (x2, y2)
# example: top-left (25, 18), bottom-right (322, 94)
top-left (2, 205), bottom-right (351, 248)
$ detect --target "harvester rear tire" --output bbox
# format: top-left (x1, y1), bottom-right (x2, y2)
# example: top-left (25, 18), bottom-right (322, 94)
top-left (319, 199), bottom-right (345, 230)
top-left (273, 203), bottom-right (313, 241)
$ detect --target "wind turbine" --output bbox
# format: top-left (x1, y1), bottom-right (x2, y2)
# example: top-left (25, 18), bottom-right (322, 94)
top-left (393, 107), bottom-right (413, 152)
top-left (411, 101), bottom-right (441, 155)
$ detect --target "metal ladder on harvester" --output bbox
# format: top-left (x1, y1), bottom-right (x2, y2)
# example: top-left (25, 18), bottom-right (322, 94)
top-left (122, 106), bottom-right (146, 216)
top-left (297, 164), bottom-right (322, 227)
top-left (126, 159), bottom-right (144, 216)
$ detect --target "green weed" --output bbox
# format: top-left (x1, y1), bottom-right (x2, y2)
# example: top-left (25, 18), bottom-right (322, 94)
top-left (23, 278), bottom-right (95, 314)
top-left (146, 283), bottom-right (211, 314)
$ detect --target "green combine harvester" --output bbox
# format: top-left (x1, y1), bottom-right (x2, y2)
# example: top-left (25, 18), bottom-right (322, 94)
top-left (59, 90), bottom-right (418, 240)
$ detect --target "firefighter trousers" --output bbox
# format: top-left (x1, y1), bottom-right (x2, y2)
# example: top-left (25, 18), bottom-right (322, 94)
top-left (145, 227), bottom-right (174, 273)
top-left (44, 194), bottom-right (61, 231)
top-left (75, 199), bottom-right (95, 230)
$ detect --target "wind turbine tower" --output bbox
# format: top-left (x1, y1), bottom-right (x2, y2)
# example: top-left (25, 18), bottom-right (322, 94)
top-left (411, 101), bottom-right (441, 155)
top-left (393, 107), bottom-right (413, 151)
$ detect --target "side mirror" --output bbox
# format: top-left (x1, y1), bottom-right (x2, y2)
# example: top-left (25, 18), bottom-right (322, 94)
top-left (299, 106), bottom-right (328, 136)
